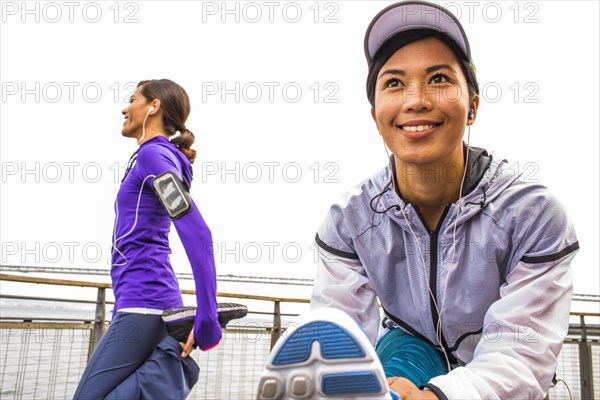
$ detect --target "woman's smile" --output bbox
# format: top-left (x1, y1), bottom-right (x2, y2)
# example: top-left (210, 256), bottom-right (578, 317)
top-left (396, 120), bottom-right (444, 139)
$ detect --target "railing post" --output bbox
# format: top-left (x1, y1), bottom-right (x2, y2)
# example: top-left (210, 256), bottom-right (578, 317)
top-left (271, 301), bottom-right (281, 349)
top-left (578, 315), bottom-right (594, 400)
top-left (88, 287), bottom-right (106, 361)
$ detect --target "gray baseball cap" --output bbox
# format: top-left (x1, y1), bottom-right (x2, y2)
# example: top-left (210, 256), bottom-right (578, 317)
top-left (364, 1), bottom-right (471, 64)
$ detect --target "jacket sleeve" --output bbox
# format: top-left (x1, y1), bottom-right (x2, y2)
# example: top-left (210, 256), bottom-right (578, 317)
top-left (136, 145), bottom-right (222, 351)
top-left (172, 203), bottom-right (221, 351)
top-left (311, 246), bottom-right (381, 346)
top-left (427, 194), bottom-right (578, 399)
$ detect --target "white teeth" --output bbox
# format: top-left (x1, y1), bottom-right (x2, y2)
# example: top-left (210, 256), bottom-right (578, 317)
top-left (400, 124), bottom-right (437, 132)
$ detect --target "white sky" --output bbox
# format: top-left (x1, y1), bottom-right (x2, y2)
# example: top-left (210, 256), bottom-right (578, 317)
top-left (1, 1), bottom-right (599, 301)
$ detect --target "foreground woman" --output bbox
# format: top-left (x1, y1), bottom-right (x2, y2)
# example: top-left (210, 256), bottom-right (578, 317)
top-left (258, 2), bottom-right (578, 399)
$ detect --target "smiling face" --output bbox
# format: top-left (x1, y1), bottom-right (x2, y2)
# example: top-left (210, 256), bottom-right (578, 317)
top-left (371, 37), bottom-right (478, 167)
top-left (121, 86), bottom-right (152, 139)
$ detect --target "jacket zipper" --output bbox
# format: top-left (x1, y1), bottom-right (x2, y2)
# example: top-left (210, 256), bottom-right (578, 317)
top-left (414, 204), bottom-right (457, 364)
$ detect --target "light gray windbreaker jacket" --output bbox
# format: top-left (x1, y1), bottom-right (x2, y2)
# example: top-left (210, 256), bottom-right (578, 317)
top-left (312, 146), bottom-right (579, 400)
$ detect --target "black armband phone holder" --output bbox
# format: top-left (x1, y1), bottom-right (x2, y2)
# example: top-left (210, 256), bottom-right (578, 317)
top-left (151, 171), bottom-right (192, 219)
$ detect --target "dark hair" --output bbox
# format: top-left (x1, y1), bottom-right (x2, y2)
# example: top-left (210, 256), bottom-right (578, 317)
top-left (138, 79), bottom-right (197, 164)
top-left (366, 29), bottom-right (479, 107)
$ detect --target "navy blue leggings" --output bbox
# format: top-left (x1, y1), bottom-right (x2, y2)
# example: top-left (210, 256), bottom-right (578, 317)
top-left (73, 312), bottom-right (199, 400)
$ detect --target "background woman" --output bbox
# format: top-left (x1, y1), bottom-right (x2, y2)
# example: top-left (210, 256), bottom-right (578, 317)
top-left (74, 79), bottom-right (221, 399)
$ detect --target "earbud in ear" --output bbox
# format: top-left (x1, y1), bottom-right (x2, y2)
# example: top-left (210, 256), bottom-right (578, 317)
top-left (147, 107), bottom-right (155, 114)
top-left (468, 108), bottom-right (474, 121)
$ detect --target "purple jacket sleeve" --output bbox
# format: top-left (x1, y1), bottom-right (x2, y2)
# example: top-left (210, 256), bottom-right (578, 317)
top-left (137, 143), bottom-right (222, 350)
top-left (172, 204), bottom-right (221, 350)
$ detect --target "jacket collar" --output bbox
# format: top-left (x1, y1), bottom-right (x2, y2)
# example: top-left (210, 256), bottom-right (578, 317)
top-left (390, 143), bottom-right (492, 200)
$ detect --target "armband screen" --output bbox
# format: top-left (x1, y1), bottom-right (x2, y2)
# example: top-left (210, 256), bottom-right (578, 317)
top-left (151, 171), bottom-right (192, 219)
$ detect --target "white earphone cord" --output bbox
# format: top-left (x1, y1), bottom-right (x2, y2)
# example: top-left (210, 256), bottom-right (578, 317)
top-left (439, 123), bottom-right (471, 342)
top-left (111, 174), bottom-right (155, 266)
top-left (137, 107), bottom-right (153, 144)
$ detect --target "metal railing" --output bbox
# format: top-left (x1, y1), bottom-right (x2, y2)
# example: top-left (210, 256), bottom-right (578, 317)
top-left (0, 273), bottom-right (308, 399)
top-left (1, 273), bottom-right (598, 400)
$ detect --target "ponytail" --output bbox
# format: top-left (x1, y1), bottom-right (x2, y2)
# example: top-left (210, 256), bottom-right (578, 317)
top-left (170, 127), bottom-right (197, 164)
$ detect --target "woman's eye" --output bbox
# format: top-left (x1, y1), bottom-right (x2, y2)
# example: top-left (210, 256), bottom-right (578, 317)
top-left (384, 78), bottom-right (402, 89)
top-left (430, 74), bottom-right (449, 84)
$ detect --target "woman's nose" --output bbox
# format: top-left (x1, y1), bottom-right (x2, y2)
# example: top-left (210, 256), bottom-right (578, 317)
top-left (401, 82), bottom-right (432, 112)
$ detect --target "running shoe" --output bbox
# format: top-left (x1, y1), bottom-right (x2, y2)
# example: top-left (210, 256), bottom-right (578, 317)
top-left (162, 303), bottom-right (249, 343)
top-left (257, 307), bottom-right (397, 399)
top-left (217, 302), bottom-right (249, 327)
top-left (162, 305), bottom-right (197, 343)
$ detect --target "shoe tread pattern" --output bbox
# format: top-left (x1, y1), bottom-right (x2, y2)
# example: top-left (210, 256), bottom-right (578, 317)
top-left (321, 371), bottom-right (382, 395)
top-left (272, 321), bottom-right (365, 366)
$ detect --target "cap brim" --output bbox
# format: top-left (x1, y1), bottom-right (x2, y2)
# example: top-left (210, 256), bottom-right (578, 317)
top-left (364, 1), bottom-right (471, 64)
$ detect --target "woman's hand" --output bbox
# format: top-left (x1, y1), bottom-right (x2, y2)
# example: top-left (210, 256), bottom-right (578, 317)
top-left (180, 328), bottom-right (195, 358)
top-left (388, 377), bottom-right (439, 400)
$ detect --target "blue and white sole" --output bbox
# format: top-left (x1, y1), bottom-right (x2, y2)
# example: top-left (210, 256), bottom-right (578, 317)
top-left (257, 308), bottom-right (394, 399)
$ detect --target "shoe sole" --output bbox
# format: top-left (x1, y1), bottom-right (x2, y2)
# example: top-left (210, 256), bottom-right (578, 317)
top-left (257, 308), bottom-right (391, 400)
top-left (218, 303), bottom-right (248, 327)
top-left (162, 306), bottom-right (196, 323)
top-left (162, 303), bottom-right (248, 322)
